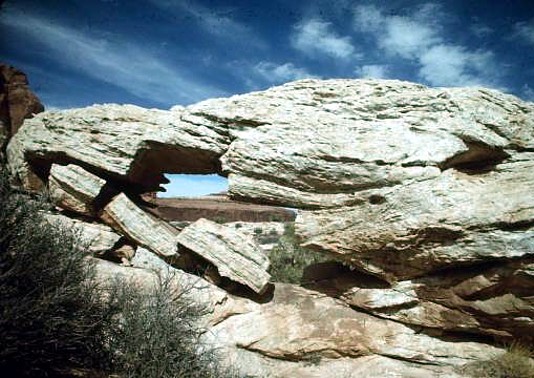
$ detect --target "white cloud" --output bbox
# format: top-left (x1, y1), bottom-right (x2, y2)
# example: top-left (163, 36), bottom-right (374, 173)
top-left (353, 4), bottom-right (440, 58)
top-left (381, 17), bottom-right (440, 58)
top-left (292, 19), bottom-right (357, 60)
top-left (253, 62), bottom-right (318, 83)
top-left (514, 19), bottom-right (534, 45)
top-left (1, 10), bottom-right (224, 105)
top-left (419, 45), bottom-right (495, 87)
top-left (355, 64), bottom-right (389, 79)
top-left (352, 4), bottom-right (501, 88)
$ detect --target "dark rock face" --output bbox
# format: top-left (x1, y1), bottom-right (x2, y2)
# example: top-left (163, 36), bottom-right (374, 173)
top-left (0, 64), bottom-right (44, 159)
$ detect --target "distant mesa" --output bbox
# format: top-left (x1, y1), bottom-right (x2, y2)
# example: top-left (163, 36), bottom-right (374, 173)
top-left (144, 192), bottom-right (295, 223)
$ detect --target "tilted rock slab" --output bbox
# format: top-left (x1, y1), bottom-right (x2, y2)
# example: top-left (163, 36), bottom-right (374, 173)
top-left (43, 212), bottom-right (121, 254)
top-left (177, 218), bottom-right (271, 294)
top-left (48, 163), bottom-right (107, 216)
top-left (102, 193), bottom-right (179, 257)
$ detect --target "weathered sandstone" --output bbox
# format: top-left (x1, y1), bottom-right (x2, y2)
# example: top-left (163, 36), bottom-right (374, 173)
top-left (7, 78), bottom-right (534, 374)
top-left (48, 163), bottom-right (108, 216)
top-left (102, 193), bottom-right (179, 257)
top-left (0, 64), bottom-right (44, 160)
top-left (177, 218), bottom-right (271, 294)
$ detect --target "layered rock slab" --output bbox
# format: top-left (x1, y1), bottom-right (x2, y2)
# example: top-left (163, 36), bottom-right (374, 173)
top-left (297, 163), bottom-right (534, 281)
top-left (102, 193), bottom-right (179, 257)
top-left (43, 212), bottom-right (121, 254)
top-left (177, 218), bottom-right (271, 294)
top-left (48, 163), bottom-right (108, 216)
top-left (305, 259), bottom-right (534, 340)
top-left (205, 283), bottom-right (503, 377)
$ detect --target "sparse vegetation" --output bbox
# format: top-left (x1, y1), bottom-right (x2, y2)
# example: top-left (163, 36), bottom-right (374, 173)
top-left (461, 342), bottom-right (534, 378)
top-left (0, 171), bottom-right (240, 377)
top-left (268, 222), bottom-right (328, 284)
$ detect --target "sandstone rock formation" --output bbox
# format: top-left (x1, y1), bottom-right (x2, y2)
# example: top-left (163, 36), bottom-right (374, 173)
top-left (0, 64), bottom-right (44, 161)
top-left (6, 78), bottom-right (534, 376)
top-left (49, 163), bottom-right (108, 216)
top-left (177, 218), bottom-right (271, 294)
top-left (102, 193), bottom-right (180, 257)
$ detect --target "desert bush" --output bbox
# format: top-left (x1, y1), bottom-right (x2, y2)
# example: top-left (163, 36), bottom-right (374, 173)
top-left (106, 273), bottom-right (235, 378)
top-left (268, 222), bottom-right (328, 284)
top-left (0, 171), bottom-right (241, 377)
top-left (461, 342), bottom-right (534, 378)
top-left (0, 171), bottom-right (114, 376)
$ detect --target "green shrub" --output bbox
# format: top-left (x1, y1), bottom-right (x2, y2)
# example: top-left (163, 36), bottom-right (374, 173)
top-left (0, 171), bottom-right (241, 378)
top-left (461, 342), bottom-right (534, 378)
top-left (268, 222), bottom-right (328, 284)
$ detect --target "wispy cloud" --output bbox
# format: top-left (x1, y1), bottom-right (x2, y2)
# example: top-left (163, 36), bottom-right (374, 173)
top-left (355, 64), bottom-right (389, 79)
top-left (292, 18), bottom-right (357, 60)
top-left (419, 45), bottom-right (497, 86)
top-left (352, 3), bottom-right (502, 88)
top-left (253, 61), bottom-right (318, 84)
top-left (513, 18), bottom-right (534, 46)
top-left (149, 0), bottom-right (265, 49)
top-left (1, 8), bottom-right (224, 105)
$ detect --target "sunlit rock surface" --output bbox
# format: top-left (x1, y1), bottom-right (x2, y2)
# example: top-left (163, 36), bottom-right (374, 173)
top-left (7, 78), bottom-right (534, 376)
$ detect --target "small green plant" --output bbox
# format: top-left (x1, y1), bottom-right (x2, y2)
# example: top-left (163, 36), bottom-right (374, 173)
top-left (460, 342), bottom-right (534, 378)
top-left (254, 227), bottom-right (263, 235)
top-left (268, 222), bottom-right (328, 284)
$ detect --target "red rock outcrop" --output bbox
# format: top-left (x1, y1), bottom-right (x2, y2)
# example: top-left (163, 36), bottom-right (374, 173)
top-left (0, 64), bottom-right (44, 159)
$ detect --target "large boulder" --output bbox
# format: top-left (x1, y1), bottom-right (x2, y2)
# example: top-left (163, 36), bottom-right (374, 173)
top-left (6, 78), bottom-right (534, 361)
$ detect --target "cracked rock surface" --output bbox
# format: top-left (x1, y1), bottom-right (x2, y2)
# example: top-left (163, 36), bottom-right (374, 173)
top-left (6, 79), bottom-right (534, 376)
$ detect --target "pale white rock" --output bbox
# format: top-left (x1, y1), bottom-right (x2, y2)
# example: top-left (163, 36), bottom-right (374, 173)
top-left (205, 284), bottom-right (503, 375)
top-left (297, 163), bottom-right (534, 281)
top-left (7, 104), bottom-right (229, 192)
top-left (43, 212), bottom-right (121, 254)
top-left (48, 163), bottom-right (107, 216)
top-left (177, 218), bottom-right (271, 293)
top-left (102, 193), bottom-right (179, 257)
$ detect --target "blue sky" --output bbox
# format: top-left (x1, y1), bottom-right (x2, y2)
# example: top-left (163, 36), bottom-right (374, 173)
top-left (1, 0), bottom-right (533, 196)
